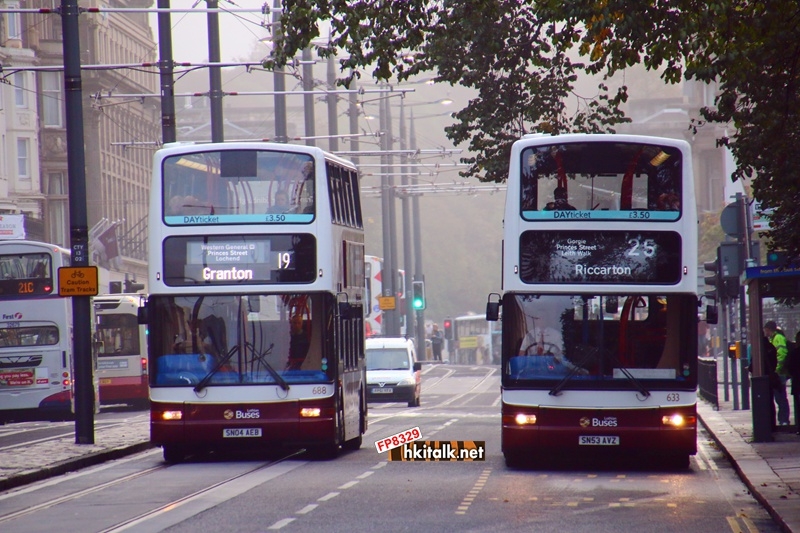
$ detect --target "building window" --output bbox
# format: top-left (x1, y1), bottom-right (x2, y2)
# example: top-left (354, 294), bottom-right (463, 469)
top-left (42, 72), bottom-right (63, 127)
top-left (17, 138), bottom-right (29, 179)
top-left (14, 72), bottom-right (26, 108)
top-left (47, 172), bottom-right (67, 245)
top-left (7, 4), bottom-right (21, 40)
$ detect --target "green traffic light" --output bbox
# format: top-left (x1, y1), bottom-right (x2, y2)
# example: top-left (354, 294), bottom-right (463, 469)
top-left (412, 298), bottom-right (424, 309)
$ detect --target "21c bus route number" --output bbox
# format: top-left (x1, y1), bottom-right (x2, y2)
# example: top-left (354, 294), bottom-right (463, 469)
top-left (666, 393), bottom-right (680, 402)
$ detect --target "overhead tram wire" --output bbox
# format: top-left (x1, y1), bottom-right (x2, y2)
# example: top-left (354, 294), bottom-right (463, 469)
top-left (360, 183), bottom-right (507, 198)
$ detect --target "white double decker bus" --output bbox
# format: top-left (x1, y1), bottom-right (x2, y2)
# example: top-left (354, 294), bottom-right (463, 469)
top-left (144, 142), bottom-right (367, 462)
top-left (489, 134), bottom-right (699, 468)
top-left (0, 240), bottom-right (94, 422)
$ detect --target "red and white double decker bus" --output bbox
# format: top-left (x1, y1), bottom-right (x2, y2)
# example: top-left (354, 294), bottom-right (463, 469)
top-left (488, 134), bottom-right (699, 468)
top-left (144, 142), bottom-right (367, 462)
top-left (94, 294), bottom-right (149, 407)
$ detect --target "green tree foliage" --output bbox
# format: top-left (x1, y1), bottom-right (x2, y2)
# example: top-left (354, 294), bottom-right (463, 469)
top-left (271, 0), bottom-right (800, 259)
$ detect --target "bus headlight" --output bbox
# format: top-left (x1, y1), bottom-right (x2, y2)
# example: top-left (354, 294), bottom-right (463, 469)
top-left (161, 410), bottom-right (183, 421)
top-left (300, 407), bottom-right (321, 418)
top-left (514, 413), bottom-right (537, 425)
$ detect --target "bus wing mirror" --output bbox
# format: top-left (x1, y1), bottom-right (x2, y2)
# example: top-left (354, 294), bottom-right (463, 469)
top-left (486, 293), bottom-right (501, 321)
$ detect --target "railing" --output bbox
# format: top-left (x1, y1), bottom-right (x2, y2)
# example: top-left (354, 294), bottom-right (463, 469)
top-left (698, 357), bottom-right (718, 409)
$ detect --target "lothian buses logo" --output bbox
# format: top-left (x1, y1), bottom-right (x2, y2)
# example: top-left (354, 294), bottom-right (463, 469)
top-left (580, 416), bottom-right (618, 428)
top-left (223, 409), bottom-right (235, 420)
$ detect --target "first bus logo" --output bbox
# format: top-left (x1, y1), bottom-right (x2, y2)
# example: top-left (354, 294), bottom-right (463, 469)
top-left (1, 312), bottom-right (22, 320)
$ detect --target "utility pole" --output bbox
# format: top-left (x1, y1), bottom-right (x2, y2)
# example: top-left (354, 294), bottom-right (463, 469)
top-left (61, 0), bottom-right (94, 444)
top-left (409, 109), bottom-right (426, 354)
top-left (327, 55), bottom-right (339, 152)
top-left (272, 0), bottom-right (287, 142)
top-left (379, 90), bottom-right (397, 334)
top-left (385, 95), bottom-right (399, 336)
top-left (347, 75), bottom-right (359, 165)
top-left (206, 0), bottom-right (224, 142)
top-left (157, 0), bottom-right (176, 143)
top-left (302, 48), bottom-right (315, 146)
top-left (399, 100), bottom-right (415, 345)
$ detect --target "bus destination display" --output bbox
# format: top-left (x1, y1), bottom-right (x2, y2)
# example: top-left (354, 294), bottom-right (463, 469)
top-left (519, 230), bottom-right (682, 285)
top-left (163, 234), bottom-right (316, 286)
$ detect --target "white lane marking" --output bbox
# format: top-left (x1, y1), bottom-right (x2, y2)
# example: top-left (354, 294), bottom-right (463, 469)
top-left (267, 518), bottom-right (296, 529)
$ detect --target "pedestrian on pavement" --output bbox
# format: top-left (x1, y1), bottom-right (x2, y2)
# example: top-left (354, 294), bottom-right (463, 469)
top-left (764, 320), bottom-right (791, 426)
top-left (789, 330), bottom-right (800, 433)
top-left (430, 323), bottom-right (444, 362)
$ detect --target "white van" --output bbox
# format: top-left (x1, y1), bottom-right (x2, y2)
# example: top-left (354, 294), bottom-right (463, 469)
top-left (365, 337), bottom-right (421, 407)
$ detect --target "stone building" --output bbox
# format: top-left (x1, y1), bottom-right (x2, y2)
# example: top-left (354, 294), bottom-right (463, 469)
top-left (1, 0), bottom-right (160, 287)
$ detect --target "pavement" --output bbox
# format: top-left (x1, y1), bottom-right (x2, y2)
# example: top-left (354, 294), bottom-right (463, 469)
top-left (0, 390), bottom-right (799, 532)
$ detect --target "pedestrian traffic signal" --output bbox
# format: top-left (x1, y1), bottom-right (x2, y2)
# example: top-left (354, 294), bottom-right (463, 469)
top-left (443, 318), bottom-right (452, 340)
top-left (411, 280), bottom-right (426, 310)
top-left (727, 341), bottom-right (742, 359)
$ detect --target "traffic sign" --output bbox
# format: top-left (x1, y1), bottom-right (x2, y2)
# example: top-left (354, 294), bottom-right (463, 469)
top-left (58, 266), bottom-right (99, 296)
top-left (379, 296), bottom-right (396, 310)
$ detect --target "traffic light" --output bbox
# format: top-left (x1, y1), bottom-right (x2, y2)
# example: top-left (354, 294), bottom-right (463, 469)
top-left (411, 280), bottom-right (426, 310)
top-left (703, 257), bottom-right (721, 300)
top-left (124, 279), bottom-right (145, 293)
top-left (443, 317), bottom-right (453, 340)
top-left (767, 249), bottom-right (788, 267)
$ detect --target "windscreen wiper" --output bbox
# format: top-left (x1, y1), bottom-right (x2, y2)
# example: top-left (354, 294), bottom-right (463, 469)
top-left (248, 343), bottom-right (289, 392)
top-left (607, 352), bottom-right (651, 398)
top-left (549, 345), bottom-right (599, 396)
top-left (194, 345), bottom-right (239, 393)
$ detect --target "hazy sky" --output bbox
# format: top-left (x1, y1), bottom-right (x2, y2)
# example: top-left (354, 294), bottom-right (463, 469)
top-left (149, 0), bottom-right (274, 63)
top-left (148, 1), bottom-right (475, 172)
